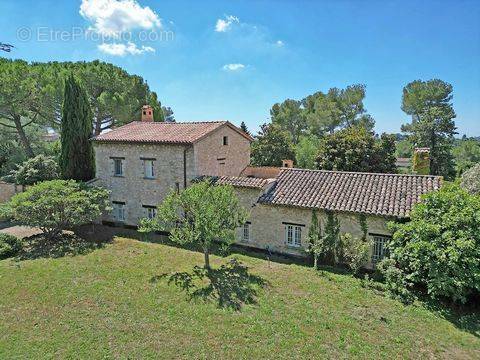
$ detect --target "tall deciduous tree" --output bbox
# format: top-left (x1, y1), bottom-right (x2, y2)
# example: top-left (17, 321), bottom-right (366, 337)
top-left (401, 79), bottom-right (457, 178)
top-left (270, 99), bottom-right (306, 144)
top-left (60, 74), bottom-right (94, 181)
top-left (250, 124), bottom-right (295, 167)
top-left (316, 126), bottom-right (397, 173)
top-left (139, 181), bottom-right (248, 269)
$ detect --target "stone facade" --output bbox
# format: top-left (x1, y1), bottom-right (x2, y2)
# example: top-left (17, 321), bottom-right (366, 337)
top-left (0, 182), bottom-right (26, 203)
top-left (93, 123), bottom-right (251, 225)
top-left (193, 124), bottom-right (251, 177)
top-left (234, 187), bottom-right (391, 268)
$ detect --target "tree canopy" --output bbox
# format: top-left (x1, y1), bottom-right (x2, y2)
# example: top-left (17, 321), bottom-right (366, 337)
top-left (316, 126), bottom-right (397, 173)
top-left (139, 181), bottom-right (248, 269)
top-left (250, 124), bottom-right (295, 167)
top-left (401, 79), bottom-right (457, 178)
top-left (8, 180), bottom-right (110, 241)
top-left (386, 184), bottom-right (480, 303)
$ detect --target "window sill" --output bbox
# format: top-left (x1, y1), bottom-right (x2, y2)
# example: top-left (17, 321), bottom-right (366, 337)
top-left (143, 177), bottom-right (156, 180)
top-left (286, 244), bottom-right (302, 248)
top-left (113, 175), bottom-right (124, 178)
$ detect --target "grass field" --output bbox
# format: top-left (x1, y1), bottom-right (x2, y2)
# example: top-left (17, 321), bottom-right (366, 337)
top-left (0, 230), bottom-right (479, 359)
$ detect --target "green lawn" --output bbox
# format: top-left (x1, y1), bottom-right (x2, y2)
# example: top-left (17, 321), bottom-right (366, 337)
top-left (0, 231), bottom-right (479, 359)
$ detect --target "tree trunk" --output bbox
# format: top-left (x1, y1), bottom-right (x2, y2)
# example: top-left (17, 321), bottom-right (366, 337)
top-left (314, 255), bottom-right (318, 269)
top-left (13, 114), bottom-right (34, 158)
top-left (94, 108), bottom-right (102, 136)
top-left (204, 247), bottom-right (210, 270)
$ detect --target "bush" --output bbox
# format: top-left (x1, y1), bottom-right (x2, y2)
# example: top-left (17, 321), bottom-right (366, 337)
top-left (338, 233), bottom-right (372, 275)
top-left (0, 233), bottom-right (22, 259)
top-left (461, 163), bottom-right (480, 195)
top-left (388, 183), bottom-right (480, 303)
top-left (377, 259), bottom-right (415, 305)
top-left (8, 180), bottom-right (110, 240)
top-left (3, 155), bottom-right (59, 185)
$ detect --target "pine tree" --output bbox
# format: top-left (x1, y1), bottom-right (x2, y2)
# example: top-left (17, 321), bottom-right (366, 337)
top-left (60, 74), bottom-right (94, 181)
top-left (401, 79), bottom-right (457, 178)
top-left (240, 121), bottom-right (250, 135)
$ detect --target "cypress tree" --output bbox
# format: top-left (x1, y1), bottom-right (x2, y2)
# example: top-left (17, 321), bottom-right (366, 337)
top-left (60, 74), bottom-right (95, 181)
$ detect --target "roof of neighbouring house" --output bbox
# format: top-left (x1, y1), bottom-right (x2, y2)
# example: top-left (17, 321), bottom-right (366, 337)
top-left (92, 121), bottom-right (253, 144)
top-left (258, 168), bottom-right (442, 218)
top-left (240, 166), bottom-right (281, 179)
top-left (196, 175), bottom-right (273, 189)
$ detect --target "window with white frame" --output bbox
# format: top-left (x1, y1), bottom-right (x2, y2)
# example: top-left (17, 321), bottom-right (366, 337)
top-left (143, 205), bottom-right (157, 219)
top-left (242, 222), bottom-right (251, 242)
top-left (113, 158), bottom-right (124, 176)
top-left (143, 159), bottom-right (155, 179)
top-left (371, 234), bottom-right (390, 263)
top-left (285, 223), bottom-right (302, 247)
top-left (112, 202), bottom-right (125, 222)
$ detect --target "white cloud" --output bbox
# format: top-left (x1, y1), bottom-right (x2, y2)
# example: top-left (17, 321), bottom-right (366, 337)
top-left (80, 0), bottom-right (161, 37)
top-left (98, 41), bottom-right (155, 56)
top-left (275, 40), bottom-right (284, 47)
top-left (215, 15), bottom-right (239, 32)
top-left (222, 63), bottom-right (245, 71)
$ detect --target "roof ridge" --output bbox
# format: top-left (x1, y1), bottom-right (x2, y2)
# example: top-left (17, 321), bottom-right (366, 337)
top-left (130, 120), bottom-right (227, 125)
top-left (282, 167), bottom-right (443, 178)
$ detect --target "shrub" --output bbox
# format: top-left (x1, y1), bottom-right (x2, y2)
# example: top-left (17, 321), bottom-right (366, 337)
top-left (461, 163), bottom-right (480, 195)
top-left (388, 183), bottom-right (480, 303)
top-left (8, 180), bottom-right (110, 240)
top-left (0, 233), bottom-right (22, 259)
top-left (377, 259), bottom-right (415, 305)
top-left (338, 233), bottom-right (372, 275)
top-left (3, 155), bottom-right (59, 185)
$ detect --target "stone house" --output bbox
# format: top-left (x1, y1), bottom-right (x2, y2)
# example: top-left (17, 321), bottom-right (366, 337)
top-left (92, 106), bottom-right (252, 225)
top-left (92, 106), bottom-right (442, 267)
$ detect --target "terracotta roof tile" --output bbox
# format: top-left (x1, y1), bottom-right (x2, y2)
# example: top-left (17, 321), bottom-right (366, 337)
top-left (258, 168), bottom-right (442, 218)
top-left (196, 175), bottom-right (271, 189)
top-left (92, 121), bottom-right (252, 144)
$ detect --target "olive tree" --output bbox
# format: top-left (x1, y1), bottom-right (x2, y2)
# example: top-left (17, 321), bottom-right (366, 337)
top-left (139, 181), bottom-right (248, 269)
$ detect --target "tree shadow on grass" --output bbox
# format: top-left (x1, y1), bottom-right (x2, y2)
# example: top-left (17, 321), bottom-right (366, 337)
top-left (16, 227), bottom-right (112, 260)
top-left (151, 258), bottom-right (269, 311)
top-left (421, 297), bottom-right (480, 338)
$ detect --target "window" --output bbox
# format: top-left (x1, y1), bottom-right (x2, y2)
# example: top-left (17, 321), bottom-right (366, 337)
top-left (223, 136), bottom-right (229, 145)
top-left (242, 222), bottom-right (251, 242)
top-left (143, 159), bottom-right (155, 179)
top-left (285, 223), bottom-right (302, 247)
top-left (371, 234), bottom-right (391, 263)
top-left (113, 158), bottom-right (123, 176)
top-left (112, 202), bottom-right (125, 222)
top-left (143, 205), bottom-right (157, 219)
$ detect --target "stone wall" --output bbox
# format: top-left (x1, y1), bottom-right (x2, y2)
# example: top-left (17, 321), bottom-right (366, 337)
top-left (94, 142), bottom-right (196, 226)
top-left (194, 124), bottom-right (251, 177)
top-left (0, 182), bottom-right (26, 203)
top-left (234, 187), bottom-right (391, 268)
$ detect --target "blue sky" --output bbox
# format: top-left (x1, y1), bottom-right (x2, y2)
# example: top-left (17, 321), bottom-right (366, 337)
top-left (1, 0), bottom-right (479, 135)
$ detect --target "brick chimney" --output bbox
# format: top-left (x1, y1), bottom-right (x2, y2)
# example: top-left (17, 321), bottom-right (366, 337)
top-left (282, 159), bottom-right (294, 168)
top-left (141, 105), bottom-right (154, 122)
top-left (412, 147), bottom-right (430, 175)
